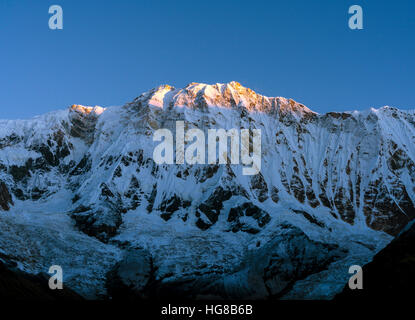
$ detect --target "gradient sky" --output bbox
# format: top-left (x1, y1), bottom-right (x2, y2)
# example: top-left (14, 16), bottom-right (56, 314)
top-left (0, 0), bottom-right (414, 119)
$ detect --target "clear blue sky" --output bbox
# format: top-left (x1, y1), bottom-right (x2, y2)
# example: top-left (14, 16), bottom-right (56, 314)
top-left (0, 0), bottom-right (414, 119)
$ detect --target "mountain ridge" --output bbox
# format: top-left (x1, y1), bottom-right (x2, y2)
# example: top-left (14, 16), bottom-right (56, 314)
top-left (2, 81), bottom-right (413, 122)
top-left (0, 82), bottom-right (414, 299)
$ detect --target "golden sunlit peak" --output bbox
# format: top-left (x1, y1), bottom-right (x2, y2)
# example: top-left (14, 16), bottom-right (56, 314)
top-left (70, 104), bottom-right (105, 116)
top-left (228, 81), bottom-right (243, 88)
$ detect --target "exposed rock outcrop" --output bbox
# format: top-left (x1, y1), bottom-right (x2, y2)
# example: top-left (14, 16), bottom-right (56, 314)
top-left (0, 181), bottom-right (13, 211)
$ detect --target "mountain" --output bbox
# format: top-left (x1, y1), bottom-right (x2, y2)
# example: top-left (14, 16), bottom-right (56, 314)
top-left (0, 82), bottom-right (414, 299)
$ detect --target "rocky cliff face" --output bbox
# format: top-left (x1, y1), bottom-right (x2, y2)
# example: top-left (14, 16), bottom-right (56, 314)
top-left (0, 82), bottom-right (413, 299)
top-left (0, 181), bottom-right (13, 211)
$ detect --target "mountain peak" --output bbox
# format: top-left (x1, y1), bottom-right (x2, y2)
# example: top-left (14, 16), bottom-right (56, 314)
top-left (70, 105), bottom-right (105, 116)
top-left (130, 82), bottom-right (315, 116)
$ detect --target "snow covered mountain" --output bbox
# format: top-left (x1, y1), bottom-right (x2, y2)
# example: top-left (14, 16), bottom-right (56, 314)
top-left (0, 82), bottom-right (414, 299)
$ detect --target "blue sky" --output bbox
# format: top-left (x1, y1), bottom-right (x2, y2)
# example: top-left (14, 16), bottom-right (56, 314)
top-left (0, 0), bottom-right (414, 119)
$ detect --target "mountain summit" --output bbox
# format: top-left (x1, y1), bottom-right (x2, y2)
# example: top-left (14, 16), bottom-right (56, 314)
top-left (0, 82), bottom-right (414, 299)
top-left (128, 81), bottom-right (314, 116)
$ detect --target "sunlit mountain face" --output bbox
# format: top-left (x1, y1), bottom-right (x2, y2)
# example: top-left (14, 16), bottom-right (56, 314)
top-left (0, 82), bottom-right (414, 299)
